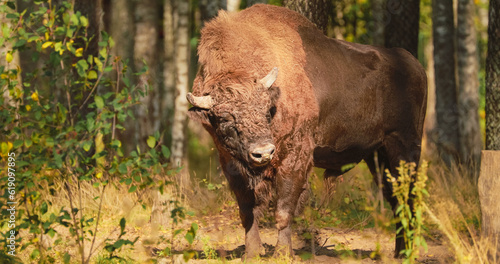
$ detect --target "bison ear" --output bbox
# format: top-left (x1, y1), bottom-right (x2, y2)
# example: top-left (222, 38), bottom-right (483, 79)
top-left (259, 67), bottom-right (279, 89)
top-left (269, 85), bottom-right (281, 106)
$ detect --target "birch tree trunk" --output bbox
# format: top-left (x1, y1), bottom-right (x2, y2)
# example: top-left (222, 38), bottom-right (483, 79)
top-left (384, 0), bottom-right (420, 57)
top-left (1, 1), bottom-right (21, 108)
top-left (171, 0), bottom-right (190, 188)
top-left (134, 0), bottom-right (161, 150)
top-left (433, 0), bottom-right (460, 166)
top-left (457, 0), bottom-right (482, 168)
top-left (227, 0), bottom-right (241, 12)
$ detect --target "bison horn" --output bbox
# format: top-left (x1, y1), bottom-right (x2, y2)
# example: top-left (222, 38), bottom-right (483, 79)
top-left (187, 93), bottom-right (214, 109)
top-left (259, 67), bottom-right (279, 89)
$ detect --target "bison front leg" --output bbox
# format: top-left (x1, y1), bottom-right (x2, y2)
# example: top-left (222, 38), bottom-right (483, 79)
top-left (238, 198), bottom-right (262, 259)
top-left (274, 155), bottom-right (311, 257)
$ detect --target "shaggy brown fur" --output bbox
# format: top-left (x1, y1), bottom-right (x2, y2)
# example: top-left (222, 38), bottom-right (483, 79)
top-left (188, 4), bottom-right (427, 259)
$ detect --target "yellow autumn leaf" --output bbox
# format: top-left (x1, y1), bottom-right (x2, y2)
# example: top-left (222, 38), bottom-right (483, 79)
top-left (42, 41), bottom-right (53, 49)
top-left (75, 48), bottom-right (83, 57)
top-left (6, 52), bottom-right (13, 63)
top-left (26, 105), bottom-right (31, 111)
top-left (96, 172), bottom-right (103, 179)
top-left (87, 70), bottom-right (97, 79)
top-left (1, 141), bottom-right (13, 156)
top-left (31, 91), bottom-right (39, 102)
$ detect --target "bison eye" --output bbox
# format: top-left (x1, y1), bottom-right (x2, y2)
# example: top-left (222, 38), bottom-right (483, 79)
top-left (268, 106), bottom-right (277, 122)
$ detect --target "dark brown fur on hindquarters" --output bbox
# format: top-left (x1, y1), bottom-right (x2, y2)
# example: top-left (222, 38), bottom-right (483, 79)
top-left (187, 4), bottom-right (427, 259)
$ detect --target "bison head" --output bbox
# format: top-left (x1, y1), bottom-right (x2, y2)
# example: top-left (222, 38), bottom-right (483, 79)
top-left (187, 68), bottom-right (280, 168)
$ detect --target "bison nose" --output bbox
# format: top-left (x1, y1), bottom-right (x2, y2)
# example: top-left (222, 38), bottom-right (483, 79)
top-left (250, 143), bottom-right (276, 165)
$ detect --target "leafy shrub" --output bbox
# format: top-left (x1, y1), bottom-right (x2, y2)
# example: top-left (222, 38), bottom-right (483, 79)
top-left (0, 1), bottom-right (193, 263)
top-left (386, 161), bottom-right (429, 263)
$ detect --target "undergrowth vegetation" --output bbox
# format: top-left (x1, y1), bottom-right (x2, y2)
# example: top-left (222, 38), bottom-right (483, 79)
top-left (0, 2), bottom-right (195, 263)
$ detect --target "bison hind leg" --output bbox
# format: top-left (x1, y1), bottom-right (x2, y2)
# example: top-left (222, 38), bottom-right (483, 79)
top-left (365, 136), bottom-right (422, 258)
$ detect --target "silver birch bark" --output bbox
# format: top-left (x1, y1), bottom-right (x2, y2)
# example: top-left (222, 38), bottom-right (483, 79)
top-left (171, 0), bottom-right (190, 188)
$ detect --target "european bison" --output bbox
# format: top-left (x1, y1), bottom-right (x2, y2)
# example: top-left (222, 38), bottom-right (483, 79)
top-left (187, 4), bottom-right (427, 258)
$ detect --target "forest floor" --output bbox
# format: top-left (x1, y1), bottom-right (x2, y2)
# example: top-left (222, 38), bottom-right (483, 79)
top-left (132, 203), bottom-right (453, 264)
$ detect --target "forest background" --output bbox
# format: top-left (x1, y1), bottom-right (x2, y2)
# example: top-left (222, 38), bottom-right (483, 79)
top-left (1, 0), bottom-right (498, 263)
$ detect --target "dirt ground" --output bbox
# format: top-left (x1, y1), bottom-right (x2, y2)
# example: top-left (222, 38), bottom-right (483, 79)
top-left (140, 205), bottom-right (452, 264)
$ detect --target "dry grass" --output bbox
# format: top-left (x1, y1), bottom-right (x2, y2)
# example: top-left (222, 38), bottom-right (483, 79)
top-left (10, 156), bottom-right (500, 263)
top-left (425, 160), bottom-right (498, 263)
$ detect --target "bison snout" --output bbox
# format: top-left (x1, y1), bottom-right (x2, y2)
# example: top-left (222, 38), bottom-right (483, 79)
top-left (249, 143), bottom-right (276, 166)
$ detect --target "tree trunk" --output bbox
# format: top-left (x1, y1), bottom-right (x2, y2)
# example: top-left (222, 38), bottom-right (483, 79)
top-left (74, 0), bottom-right (100, 60)
top-left (486, 0), bottom-right (500, 150)
top-left (283, 0), bottom-right (331, 34)
top-left (478, 151), bottom-right (500, 251)
top-left (478, 1), bottom-right (500, 254)
top-left (433, 0), bottom-right (460, 166)
top-left (162, 0), bottom-right (176, 142)
top-left (199, 0), bottom-right (227, 26)
top-left (227, 0), bottom-right (241, 12)
top-left (171, 0), bottom-right (190, 188)
top-left (1, 1), bottom-right (21, 108)
top-left (246, 0), bottom-right (267, 7)
top-left (384, 0), bottom-right (420, 57)
top-left (371, 0), bottom-right (385, 47)
top-left (457, 0), bottom-right (482, 168)
top-left (134, 0), bottom-right (161, 150)
top-left (424, 36), bottom-right (437, 158)
top-left (109, 0), bottom-right (135, 154)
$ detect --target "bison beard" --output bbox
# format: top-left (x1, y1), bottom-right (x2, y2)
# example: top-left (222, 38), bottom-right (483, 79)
top-left (187, 3), bottom-right (427, 260)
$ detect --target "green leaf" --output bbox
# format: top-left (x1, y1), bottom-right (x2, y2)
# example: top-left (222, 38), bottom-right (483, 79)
top-left (76, 59), bottom-right (89, 77)
top-left (87, 70), bottom-right (97, 79)
top-left (147, 136), bottom-right (156, 148)
top-left (184, 233), bottom-right (194, 245)
top-left (119, 217), bottom-right (126, 233)
top-left (83, 141), bottom-right (92, 152)
top-left (99, 47), bottom-right (107, 58)
top-left (128, 185), bottom-right (137, 193)
top-left (80, 16), bottom-right (88, 27)
top-left (31, 249), bottom-right (40, 260)
top-left (70, 14), bottom-right (79, 26)
top-left (45, 137), bottom-right (54, 147)
top-left (13, 139), bottom-right (23, 148)
top-left (40, 201), bottom-right (48, 214)
top-left (95, 95), bottom-right (104, 109)
top-left (299, 252), bottom-right (313, 260)
top-left (118, 163), bottom-right (128, 174)
top-left (13, 39), bottom-right (26, 48)
top-left (47, 229), bottom-right (56, 238)
top-left (6, 1), bottom-right (15, 9)
top-left (63, 253), bottom-right (71, 264)
top-left (161, 145), bottom-right (171, 159)
top-left (94, 57), bottom-right (103, 72)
